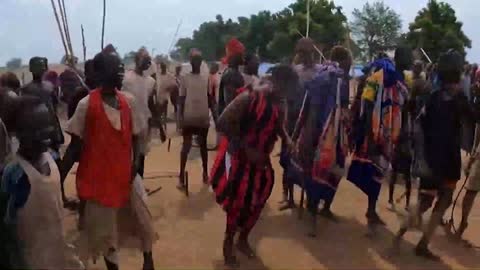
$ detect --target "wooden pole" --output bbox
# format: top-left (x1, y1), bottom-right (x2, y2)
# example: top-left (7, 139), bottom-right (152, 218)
top-left (306, 0), bottom-right (311, 38)
top-left (295, 29), bottom-right (326, 62)
top-left (81, 25), bottom-right (87, 62)
top-left (57, 0), bottom-right (70, 56)
top-left (61, 0), bottom-right (74, 59)
top-left (50, 0), bottom-right (69, 59)
top-left (101, 0), bottom-right (106, 49)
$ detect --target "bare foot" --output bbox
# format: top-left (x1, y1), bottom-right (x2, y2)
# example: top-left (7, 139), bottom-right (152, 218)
top-left (63, 197), bottom-right (80, 210)
top-left (236, 240), bottom-right (256, 258)
top-left (279, 202), bottom-right (296, 211)
top-left (318, 208), bottom-right (339, 223)
top-left (415, 245), bottom-right (440, 261)
top-left (203, 172), bottom-right (209, 184)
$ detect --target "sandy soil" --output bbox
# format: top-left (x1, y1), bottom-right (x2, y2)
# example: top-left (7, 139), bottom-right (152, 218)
top-left (61, 121), bottom-right (480, 270)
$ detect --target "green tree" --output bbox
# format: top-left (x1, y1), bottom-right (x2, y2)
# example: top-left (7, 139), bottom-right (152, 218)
top-left (406, 0), bottom-right (471, 62)
top-left (242, 11), bottom-right (276, 60)
top-left (173, 0), bottom-right (348, 62)
top-left (123, 51), bottom-right (136, 65)
top-left (6, 58), bottom-right (22, 70)
top-left (268, 0), bottom-right (348, 61)
top-left (350, 1), bottom-right (402, 60)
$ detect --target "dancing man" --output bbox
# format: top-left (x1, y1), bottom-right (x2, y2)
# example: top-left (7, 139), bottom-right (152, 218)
top-left (178, 51), bottom-right (210, 187)
top-left (210, 66), bottom-right (294, 267)
top-left (394, 50), bottom-right (475, 260)
top-left (122, 48), bottom-right (156, 177)
top-left (66, 50), bottom-right (157, 270)
top-left (289, 46), bottom-right (352, 232)
top-left (348, 47), bottom-right (412, 230)
top-left (218, 38), bottom-right (245, 115)
top-left (280, 38), bottom-right (321, 210)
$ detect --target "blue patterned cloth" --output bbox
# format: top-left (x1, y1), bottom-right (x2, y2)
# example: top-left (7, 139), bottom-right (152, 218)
top-left (1, 162), bottom-right (30, 224)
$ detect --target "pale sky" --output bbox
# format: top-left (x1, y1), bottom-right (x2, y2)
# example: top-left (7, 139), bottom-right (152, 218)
top-left (0, 0), bottom-right (478, 65)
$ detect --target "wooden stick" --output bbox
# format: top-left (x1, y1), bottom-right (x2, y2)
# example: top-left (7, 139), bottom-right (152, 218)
top-left (101, 0), bottom-right (106, 49)
top-left (57, 0), bottom-right (71, 56)
top-left (50, 0), bottom-right (69, 59)
top-left (81, 25), bottom-right (86, 62)
top-left (61, 0), bottom-right (74, 59)
top-left (306, 0), bottom-right (311, 38)
top-left (295, 29), bottom-right (326, 62)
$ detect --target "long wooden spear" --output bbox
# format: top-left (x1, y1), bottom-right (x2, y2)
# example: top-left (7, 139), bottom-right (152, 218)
top-left (81, 25), bottom-right (87, 62)
top-left (60, 0), bottom-right (74, 59)
top-left (306, 0), bottom-right (311, 38)
top-left (101, 0), bottom-right (106, 49)
top-left (50, 0), bottom-right (69, 59)
top-left (57, 0), bottom-right (70, 56)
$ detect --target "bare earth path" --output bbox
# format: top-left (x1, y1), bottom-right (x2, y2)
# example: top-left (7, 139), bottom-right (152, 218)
top-left (62, 123), bottom-right (480, 270)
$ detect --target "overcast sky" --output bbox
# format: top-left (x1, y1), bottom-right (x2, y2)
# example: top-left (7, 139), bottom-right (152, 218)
top-left (0, 0), bottom-right (477, 65)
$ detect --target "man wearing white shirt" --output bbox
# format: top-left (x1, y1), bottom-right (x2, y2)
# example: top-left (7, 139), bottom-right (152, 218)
top-left (122, 48), bottom-right (156, 177)
top-left (156, 62), bottom-right (177, 122)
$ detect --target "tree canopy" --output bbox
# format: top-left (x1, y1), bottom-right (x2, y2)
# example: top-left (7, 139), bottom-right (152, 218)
top-left (350, 1), bottom-right (402, 61)
top-left (171, 0), bottom-right (348, 62)
top-left (6, 58), bottom-right (22, 70)
top-left (405, 0), bottom-right (471, 62)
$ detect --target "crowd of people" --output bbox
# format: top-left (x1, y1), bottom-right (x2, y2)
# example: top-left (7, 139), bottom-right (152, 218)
top-left (0, 36), bottom-right (480, 270)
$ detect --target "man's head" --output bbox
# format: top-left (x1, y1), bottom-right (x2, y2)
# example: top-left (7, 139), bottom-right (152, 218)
top-left (330, 46), bottom-right (352, 73)
top-left (225, 38), bottom-right (245, 67)
top-left (244, 54), bottom-right (260, 76)
top-left (190, 51), bottom-right (203, 74)
top-left (437, 49), bottom-right (464, 87)
top-left (270, 64), bottom-right (298, 98)
top-left (394, 47), bottom-right (413, 72)
top-left (93, 50), bottom-right (124, 90)
top-left (135, 48), bottom-right (152, 73)
top-left (209, 62), bottom-right (219, 75)
top-left (160, 62), bottom-right (167, 74)
top-left (84, 59), bottom-right (97, 89)
top-left (295, 38), bottom-right (315, 68)
top-left (0, 87), bottom-right (17, 128)
top-left (175, 65), bottom-right (182, 76)
top-left (29, 57), bottom-right (48, 78)
top-left (413, 60), bottom-right (424, 77)
top-left (0, 72), bottom-right (21, 91)
top-left (15, 96), bottom-right (55, 160)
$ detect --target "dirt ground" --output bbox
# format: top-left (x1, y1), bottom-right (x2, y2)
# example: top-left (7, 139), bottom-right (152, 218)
top-left (61, 120), bottom-right (480, 270)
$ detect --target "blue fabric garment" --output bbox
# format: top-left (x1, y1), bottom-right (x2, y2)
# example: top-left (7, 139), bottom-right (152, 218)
top-left (286, 160), bottom-right (337, 205)
top-left (305, 62), bottom-right (347, 131)
top-left (366, 58), bottom-right (401, 88)
top-left (1, 162), bottom-right (30, 224)
top-left (347, 159), bottom-right (382, 200)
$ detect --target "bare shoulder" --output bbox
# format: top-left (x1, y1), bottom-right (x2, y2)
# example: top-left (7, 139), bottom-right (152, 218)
top-left (77, 95), bottom-right (91, 108)
top-left (120, 91), bottom-right (136, 105)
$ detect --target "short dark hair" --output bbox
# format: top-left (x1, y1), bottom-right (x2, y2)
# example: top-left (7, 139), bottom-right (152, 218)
top-left (330, 46), bottom-right (350, 62)
top-left (29, 57), bottom-right (48, 68)
top-left (394, 46), bottom-right (413, 71)
top-left (271, 65), bottom-right (297, 85)
top-left (135, 47), bottom-right (149, 64)
top-left (437, 49), bottom-right (464, 84)
top-left (0, 72), bottom-right (20, 90)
